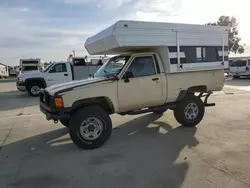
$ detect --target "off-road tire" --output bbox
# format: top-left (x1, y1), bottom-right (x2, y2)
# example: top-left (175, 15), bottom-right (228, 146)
top-left (174, 95), bottom-right (204, 127)
top-left (60, 119), bottom-right (70, 127)
top-left (27, 82), bottom-right (43, 97)
top-left (69, 106), bottom-right (112, 150)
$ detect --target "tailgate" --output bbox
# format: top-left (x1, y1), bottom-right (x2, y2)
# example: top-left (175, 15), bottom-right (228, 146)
top-left (230, 67), bottom-right (238, 73)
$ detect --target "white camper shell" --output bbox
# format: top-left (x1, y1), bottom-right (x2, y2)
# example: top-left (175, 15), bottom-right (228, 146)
top-left (19, 58), bottom-right (45, 74)
top-left (85, 20), bottom-right (229, 73)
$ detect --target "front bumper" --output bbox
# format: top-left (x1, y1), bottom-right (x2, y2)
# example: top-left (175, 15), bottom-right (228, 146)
top-left (40, 102), bottom-right (71, 120)
top-left (39, 90), bottom-right (71, 120)
top-left (16, 81), bottom-right (26, 92)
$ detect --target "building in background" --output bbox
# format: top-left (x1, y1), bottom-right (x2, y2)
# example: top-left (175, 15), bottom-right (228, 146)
top-left (0, 63), bottom-right (9, 78)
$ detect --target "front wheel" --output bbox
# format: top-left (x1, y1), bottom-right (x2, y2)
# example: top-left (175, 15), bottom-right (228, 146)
top-left (27, 82), bottom-right (42, 97)
top-left (174, 95), bottom-right (204, 127)
top-left (69, 106), bottom-right (112, 150)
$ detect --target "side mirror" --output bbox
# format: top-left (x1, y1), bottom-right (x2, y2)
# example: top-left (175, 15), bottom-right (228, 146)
top-left (49, 68), bottom-right (54, 73)
top-left (123, 71), bottom-right (133, 83)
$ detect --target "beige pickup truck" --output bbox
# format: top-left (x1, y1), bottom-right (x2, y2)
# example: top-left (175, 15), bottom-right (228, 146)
top-left (40, 20), bottom-right (228, 149)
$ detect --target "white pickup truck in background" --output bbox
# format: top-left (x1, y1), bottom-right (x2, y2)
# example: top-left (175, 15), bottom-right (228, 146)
top-left (16, 56), bottom-right (108, 96)
top-left (39, 20), bottom-right (228, 150)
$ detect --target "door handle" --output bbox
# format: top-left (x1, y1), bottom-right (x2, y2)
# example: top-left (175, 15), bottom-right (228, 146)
top-left (64, 74), bottom-right (68, 76)
top-left (152, 78), bottom-right (159, 81)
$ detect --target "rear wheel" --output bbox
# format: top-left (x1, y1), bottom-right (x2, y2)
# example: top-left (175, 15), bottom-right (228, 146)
top-left (174, 95), bottom-right (204, 127)
top-left (69, 106), bottom-right (112, 150)
top-left (27, 82), bottom-right (43, 97)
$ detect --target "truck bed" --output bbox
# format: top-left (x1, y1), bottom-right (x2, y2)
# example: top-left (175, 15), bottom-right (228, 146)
top-left (166, 69), bottom-right (224, 103)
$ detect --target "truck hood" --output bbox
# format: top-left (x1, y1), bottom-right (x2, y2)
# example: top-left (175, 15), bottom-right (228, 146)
top-left (46, 77), bottom-right (109, 95)
top-left (19, 71), bottom-right (43, 79)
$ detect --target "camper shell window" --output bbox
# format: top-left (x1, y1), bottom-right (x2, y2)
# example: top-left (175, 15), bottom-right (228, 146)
top-left (22, 66), bottom-right (38, 71)
top-left (170, 46), bottom-right (220, 64)
top-left (21, 61), bottom-right (39, 64)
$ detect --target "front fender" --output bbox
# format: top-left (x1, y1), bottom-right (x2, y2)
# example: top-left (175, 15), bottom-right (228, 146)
top-left (25, 77), bottom-right (47, 88)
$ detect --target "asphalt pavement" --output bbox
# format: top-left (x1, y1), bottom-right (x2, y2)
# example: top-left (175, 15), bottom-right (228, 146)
top-left (0, 79), bottom-right (250, 188)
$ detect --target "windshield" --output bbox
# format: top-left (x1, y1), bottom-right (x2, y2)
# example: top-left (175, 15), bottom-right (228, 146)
top-left (94, 55), bottom-right (131, 78)
top-left (230, 60), bottom-right (247, 67)
top-left (41, 63), bottom-right (54, 72)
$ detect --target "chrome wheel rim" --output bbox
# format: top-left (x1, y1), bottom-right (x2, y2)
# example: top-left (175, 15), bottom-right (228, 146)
top-left (184, 103), bottom-right (199, 120)
top-left (31, 86), bottom-right (40, 95)
top-left (79, 117), bottom-right (104, 140)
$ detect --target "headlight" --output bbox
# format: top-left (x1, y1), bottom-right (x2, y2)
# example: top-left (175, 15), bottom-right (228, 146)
top-left (18, 77), bottom-right (25, 83)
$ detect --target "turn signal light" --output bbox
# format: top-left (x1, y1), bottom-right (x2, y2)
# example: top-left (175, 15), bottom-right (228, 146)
top-left (54, 97), bottom-right (63, 108)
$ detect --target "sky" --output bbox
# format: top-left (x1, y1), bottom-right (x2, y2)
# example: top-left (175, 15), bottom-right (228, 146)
top-left (0, 0), bottom-right (250, 66)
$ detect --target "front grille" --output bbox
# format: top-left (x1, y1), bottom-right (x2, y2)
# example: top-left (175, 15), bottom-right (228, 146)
top-left (40, 90), bottom-right (45, 103)
top-left (40, 90), bottom-right (52, 107)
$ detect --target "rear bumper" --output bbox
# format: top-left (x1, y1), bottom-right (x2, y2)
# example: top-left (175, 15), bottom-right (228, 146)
top-left (40, 102), bottom-right (71, 120)
top-left (229, 72), bottom-right (250, 76)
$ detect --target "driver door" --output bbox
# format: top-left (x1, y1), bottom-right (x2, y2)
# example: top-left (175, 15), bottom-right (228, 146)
top-left (117, 55), bottom-right (164, 111)
top-left (45, 63), bottom-right (71, 87)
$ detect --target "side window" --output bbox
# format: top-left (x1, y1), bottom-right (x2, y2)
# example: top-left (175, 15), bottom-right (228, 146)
top-left (182, 47), bottom-right (218, 63)
top-left (126, 56), bottom-right (156, 78)
top-left (49, 63), bottom-right (67, 73)
top-left (196, 47), bottom-right (202, 61)
top-left (205, 47), bottom-right (218, 62)
top-left (73, 58), bottom-right (86, 66)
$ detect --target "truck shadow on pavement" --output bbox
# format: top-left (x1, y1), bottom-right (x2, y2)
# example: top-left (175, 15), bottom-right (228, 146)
top-left (0, 114), bottom-right (199, 188)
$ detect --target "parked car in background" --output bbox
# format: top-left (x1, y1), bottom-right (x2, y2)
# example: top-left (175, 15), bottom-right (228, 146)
top-left (229, 59), bottom-right (250, 78)
top-left (16, 56), bottom-right (108, 96)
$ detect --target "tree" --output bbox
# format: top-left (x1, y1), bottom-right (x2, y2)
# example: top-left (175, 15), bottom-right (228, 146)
top-left (206, 16), bottom-right (244, 54)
